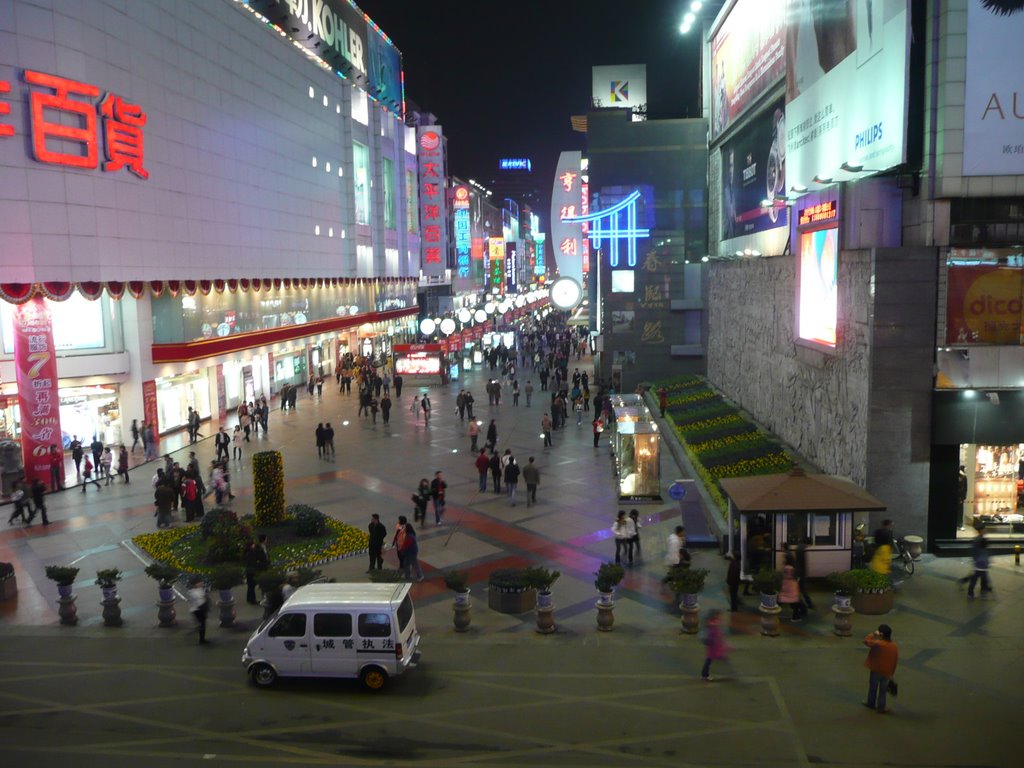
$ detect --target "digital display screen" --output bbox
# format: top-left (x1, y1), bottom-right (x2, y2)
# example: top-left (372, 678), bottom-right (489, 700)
top-left (396, 354), bottom-right (441, 376)
top-left (798, 201), bottom-right (837, 227)
top-left (611, 270), bottom-right (635, 293)
top-left (798, 227), bottom-right (838, 348)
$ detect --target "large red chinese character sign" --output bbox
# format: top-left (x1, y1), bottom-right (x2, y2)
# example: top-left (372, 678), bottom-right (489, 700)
top-left (417, 126), bottom-right (448, 278)
top-left (13, 298), bottom-right (64, 488)
top-left (0, 69), bottom-right (149, 179)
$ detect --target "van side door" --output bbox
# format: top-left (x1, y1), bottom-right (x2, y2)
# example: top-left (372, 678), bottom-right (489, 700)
top-left (265, 612), bottom-right (311, 675)
top-left (310, 612), bottom-right (356, 678)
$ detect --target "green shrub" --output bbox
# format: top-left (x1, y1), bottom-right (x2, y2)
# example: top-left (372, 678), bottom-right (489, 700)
top-left (843, 568), bottom-right (892, 593)
top-left (144, 563), bottom-right (179, 588)
top-left (488, 568), bottom-right (535, 591)
top-left (95, 568), bottom-right (122, 588)
top-left (288, 504), bottom-right (326, 537)
top-left (668, 566), bottom-right (709, 594)
top-left (209, 565), bottom-right (245, 591)
top-left (524, 567), bottom-right (560, 592)
top-left (443, 570), bottom-right (470, 592)
top-left (594, 562), bottom-right (625, 592)
top-left (200, 508), bottom-right (238, 539)
top-left (752, 568), bottom-right (782, 595)
top-left (44, 565), bottom-right (79, 586)
top-left (252, 451), bottom-right (286, 526)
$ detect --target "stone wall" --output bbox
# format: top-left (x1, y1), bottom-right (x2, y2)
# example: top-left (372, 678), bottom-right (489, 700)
top-left (706, 253), bottom-right (871, 485)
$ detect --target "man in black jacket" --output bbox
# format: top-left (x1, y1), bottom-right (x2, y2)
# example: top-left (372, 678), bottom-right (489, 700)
top-left (367, 513), bottom-right (387, 572)
top-left (244, 534), bottom-right (270, 604)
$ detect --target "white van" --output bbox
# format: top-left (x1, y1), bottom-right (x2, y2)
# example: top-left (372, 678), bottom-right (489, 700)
top-left (242, 583), bottom-right (420, 690)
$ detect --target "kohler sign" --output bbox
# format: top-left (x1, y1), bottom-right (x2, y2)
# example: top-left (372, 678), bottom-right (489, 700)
top-left (252, 0), bottom-right (367, 79)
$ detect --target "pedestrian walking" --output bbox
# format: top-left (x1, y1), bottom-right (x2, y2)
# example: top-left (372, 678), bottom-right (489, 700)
top-left (101, 446), bottom-right (113, 484)
top-left (612, 510), bottom-right (632, 565)
top-left (592, 416), bottom-right (604, 447)
top-left (411, 479), bottom-right (430, 526)
top-left (779, 556), bottom-right (806, 621)
top-left (117, 445), bottom-right (130, 484)
top-left (960, 533), bottom-right (993, 598)
top-left (504, 456), bottom-right (520, 506)
top-left (188, 577), bottom-right (211, 645)
top-left (522, 456), bottom-right (540, 506)
top-left (628, 509), bottom-right (642, 561)
top-left (232, 425), bottom-right (243, 461)
top-left (700, 610), bottom-right (731, 681)
top-left (394, 373), bottom-right (403, 398)
top-left (392, 515), bottom-right (409, 571)
top-left (80, 455), bottom-right (101, 492)
top-left (370, 396), bottom-right (379, 424)
top-left (862, 624), bottom-right (899, 714)
top-left (486, 419), bottom-right (498, 452)
top-left (214, 427), bottom-right (230, 462)
top-left (154, 482), bottom-right (174, 528)
top-left (90, 436), bottom-right (103, 473)
top-left (665, 526), bottom-right (687, 568)
top-left (541, 413), bottom-right (553, 447)
top-left (421, 394), bottom-right (432, 426)
top-left (48, 444), bottom-right (63, 491)
top-left (468, 419), bottom-right (479, 451)
top-left (130, 419), bottom-right (140, 452)
top-left (430, 471), bottom-right (447, 524)
top-left (315, 423), bottom-right (325, 458)
top-left (525, 380), bottom-right (534, 407)
top-left (28, 477), bottom-right (49, 525)
top-left (323, 422), bottom-right (335, 458)
top-left (658, 387), bottom-right (668, 418)
top-left (400, 523), bottom-right (425, 582)
top-left (380, 394), bottom-right (391, 425)
top-left (474, 449), bottom-right (490, 491)
top-left (7, 481), bottom-right (30, 525)
top-left (70, 435), bottom-right (83, 477)
top-left (367, 513), bottom-right (387, 572)
top-left (244, 534), bottom-right (269, 604)
top-left (489, 451), bottom-right (502, 494)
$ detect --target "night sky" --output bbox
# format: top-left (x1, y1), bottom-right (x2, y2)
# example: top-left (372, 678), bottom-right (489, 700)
top-left (355, 0), bottom-right (705, 222)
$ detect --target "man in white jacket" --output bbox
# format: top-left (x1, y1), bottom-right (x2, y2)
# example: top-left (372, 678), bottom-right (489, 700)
top-left (612, 511), bottom-right (637, 565)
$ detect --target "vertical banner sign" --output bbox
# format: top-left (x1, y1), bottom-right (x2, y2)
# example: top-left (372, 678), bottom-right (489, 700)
top-left (216, 364), bottom-right (228, 420)
top-left (267, 352), bottom-right (276, 397)
top-left (453, 186), bottom-right (471, 279)
top-left (535, 237), bottom-right (545, 276)
top-left (142, 380), bottom-right (160, 445)
top-left (13, 297), bottom-right (63, 487)
top-left (488, 237), bottom-right (505, 295)
top-left (506, 242), bottom-right (519, 293)
top-left (550, 151), bottom-right (584, 284)
top-left (417, 126), bottom-right (449, 278)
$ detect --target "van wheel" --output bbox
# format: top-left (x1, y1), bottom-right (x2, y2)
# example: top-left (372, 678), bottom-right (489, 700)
top-left (250, 663), bottom-right (277, 687)
top-left (360, 666), bottom-right (387, 691)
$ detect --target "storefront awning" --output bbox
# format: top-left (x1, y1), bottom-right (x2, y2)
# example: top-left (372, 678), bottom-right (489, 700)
top-left (720, 467), bottom-right (886, 514)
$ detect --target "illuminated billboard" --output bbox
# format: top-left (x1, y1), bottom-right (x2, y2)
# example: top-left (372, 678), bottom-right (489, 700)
top-left (396, 353), bottom-right (442, 376)
top-left (550, 151), bottom-right (584, 283)
top-left (720, 99), bottom-right (788, 240)
top-left (453, 186), bottom-right (471, 279)
top-left (785, 0), bottom-right (909, 190)
top-left (710, 0), bottom-right (786, 141)
top-left (488, 237), bottom-right (505, 294)
top-left (797, 227), bottom-right (838, 347)
top-left (499, 158), bottom-right (532, 171)
top-left (591, 65), bottom-right (647, 111)
top-left (963, 1), bottom-right (1024, 176)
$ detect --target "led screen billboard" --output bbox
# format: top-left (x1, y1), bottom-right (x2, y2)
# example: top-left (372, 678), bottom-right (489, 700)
top-left (710, 0), bottom-right (786, 141)
top-left (784, 0), bottom-right (909, 190)
top-left (963, 0), bottom-right (1024, 176)
top-left (720, 98), bottom-right (788, 240)
top-left (797, 227), bottom-right (838, 347)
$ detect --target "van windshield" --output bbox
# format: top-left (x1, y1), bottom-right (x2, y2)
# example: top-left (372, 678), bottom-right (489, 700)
top-left (397, 594), bottom-right (414, 632)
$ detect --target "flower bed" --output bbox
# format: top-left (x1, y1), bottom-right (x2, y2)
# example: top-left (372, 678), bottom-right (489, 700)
top-left (133, 514), bottom-right (369, 575)
top-left (654, 376), bottom-right (794, 515)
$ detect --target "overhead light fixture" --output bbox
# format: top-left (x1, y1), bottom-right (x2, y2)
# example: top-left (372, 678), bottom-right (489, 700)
top-left (790, 184), bottom-right (808, 194)
top-left (701, 255), bottom-right (710, 263)
top-left (840, 162), bottom-right (864, 173)
top-left (812, 175), bottom-right (833, 185)
top-left (691, 0), bottom-right (703, 10)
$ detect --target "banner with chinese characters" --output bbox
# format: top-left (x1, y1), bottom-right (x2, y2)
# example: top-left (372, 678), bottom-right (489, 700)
top-left (550, 151), bottom-right (584, 283)
top-left (12, 297), bottom-right (63, 487)
top-left (452, 186), bottom-right (471, 280)
top-left (142, 380), bottom-right (160, 446)
top-left (505, 241), bottom-right (518, 294)
top-left (417, 126), bottom-right (449, 279)
top-left (488, 238), bottom-right (505, 295)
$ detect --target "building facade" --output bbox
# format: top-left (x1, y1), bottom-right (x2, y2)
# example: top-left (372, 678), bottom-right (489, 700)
top-left (0, 0), bottom-right (420, 479)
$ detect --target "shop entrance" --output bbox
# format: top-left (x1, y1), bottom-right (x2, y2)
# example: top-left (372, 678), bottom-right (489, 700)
top-left (958, 443), bottom-right (1024, 536)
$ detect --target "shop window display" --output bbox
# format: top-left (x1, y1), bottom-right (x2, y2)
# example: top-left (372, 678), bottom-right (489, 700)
top-left (156, 374), bottom-right (211, 433)
top-left (960, 443), bottom-right (1024, 534)
top-left (0, 385), bottom-right (122, 447)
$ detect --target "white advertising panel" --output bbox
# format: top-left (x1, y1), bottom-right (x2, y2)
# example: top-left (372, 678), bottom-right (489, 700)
top-left (711, 0), bottom-right (786, 141)
top-left (591, 65), bottom-right (647, 110)
top-left (784, 0), bottom-right (909, 190)
top-left (550, 151), bottom-right (585, 284)
top-left (963, 1), bottom-right (1024, 176)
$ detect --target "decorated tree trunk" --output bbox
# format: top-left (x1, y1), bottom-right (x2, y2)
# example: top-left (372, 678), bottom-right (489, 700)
top-left (252, 451), bottom-right (286, 526)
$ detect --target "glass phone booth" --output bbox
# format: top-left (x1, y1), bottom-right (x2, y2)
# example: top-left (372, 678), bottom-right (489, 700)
top-left (615, 421), bottom-right (662, 501)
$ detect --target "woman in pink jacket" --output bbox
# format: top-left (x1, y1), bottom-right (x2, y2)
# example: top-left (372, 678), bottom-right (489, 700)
top-left (700, 610), bottom-right (730, 681)
top-left (779, 555), bottom-right (806, 621)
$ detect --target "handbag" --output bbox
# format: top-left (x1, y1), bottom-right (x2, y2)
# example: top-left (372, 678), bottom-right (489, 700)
top-left (886, 679), bottom-right (898, 697)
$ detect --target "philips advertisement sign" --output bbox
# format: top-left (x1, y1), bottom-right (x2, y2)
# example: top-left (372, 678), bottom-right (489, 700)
top-left (784, 0), bottom-right (910, 190)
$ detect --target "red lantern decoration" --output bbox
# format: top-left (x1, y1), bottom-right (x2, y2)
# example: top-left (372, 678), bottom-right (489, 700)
top-left (239, 278), bottom-right (250, 292)
top-left (0, 283), bottom-right (36, 304)
top-left (183, 280), bottom-right (198, 295)
top-left (199, 280), bottom-right (213, 295)
top-left (165, 280), bottom-right (180, 298)
top-left (106, 281), bottom-right (125, 300)
top-left (273, 278), bottom-right (282, 290)
top-left (78, 281), bottom-right (104, 300)
top-left (227, 279), bottom-right (238, 292)
top-left (213, 279), bottom-right (226, 293)
top-left (39, 282), bottom-right (74, 301)
top-left (127, 281), bottom-right (147, 299)
top-left (263, 279), bottom-right (272, 291)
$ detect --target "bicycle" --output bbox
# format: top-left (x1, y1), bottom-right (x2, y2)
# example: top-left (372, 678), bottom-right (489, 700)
top-left (892, 537), bottom-right (915, 575)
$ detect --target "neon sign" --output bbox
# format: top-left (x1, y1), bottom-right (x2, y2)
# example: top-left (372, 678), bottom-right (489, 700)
top-left (798, 200), bottom-right (837, 227)
top-left (500, 158), bottom-right (532, 171)
top-left (453, 187), bottom-right (471, 278)
top-left (561, 190), bottom-right (650, 268)
top-left (0, 70), bottom-right (149, 178)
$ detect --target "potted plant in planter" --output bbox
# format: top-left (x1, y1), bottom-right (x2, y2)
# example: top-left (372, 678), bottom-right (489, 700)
top-left (827, 570), bottom-right (856, 636)
top-left (144, 563), bottom-right (179, 627)
top-left (488, 568), bottom-right (536, 614)
top-left (44, 565), bottom-right (79, 625)
top-left (594, 562), bottom-right (625, 632)
top-left (443, 570), bottom-right (472, 632)
top-left (210, 565), bottom-right (245, 628)
top-left (668, 566), bottom-right (709, 634)
top-left (0, 562), bottom-right (16, 602)
top-left (95, 568), bottom-right (123, 627)
top-left (752, 567), bottom-right (783, 637)
top-left (526, 567), bottom-right (561, 634)
top-left (845, 568), bottom-right (894, 615)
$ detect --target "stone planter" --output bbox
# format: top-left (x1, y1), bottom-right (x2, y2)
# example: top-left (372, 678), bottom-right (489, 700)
top-left (453, 590), bottom-right (471, 633)
top-left (904, 535), bottom-right (924, 560)
top-left (758, 602), bottom-right (782, 636)
top-left (217, 589), bottom-right (237, 628)
top-left (759, 592), bottom-right (778, 610)
top-left (1, 574), bottom-right (17, 601)
top-left (101, 586), bottom-right (118, 601)
top-left (596, 589), bottom-right (615, 607)
top-left (56, 588), bottom-right (78, 625)
top-left (833, 593), bottom-right (852, 611)
top-left (488, 586), bottom-right (535, 614)
top-left (101, 594), bottom-right (123, 627)
top-left (832, 603), bottom-right (854, 637)
top-left (596, 601), bottom-right (615, 632)
top-left (679, 594), bottom-right (700, 635)
top-left (157, 590), bottom-right (177, 628)
top-left (535, 591), bottom-right (555, 634)
top-left (852, 589), bottom-right (893, 615)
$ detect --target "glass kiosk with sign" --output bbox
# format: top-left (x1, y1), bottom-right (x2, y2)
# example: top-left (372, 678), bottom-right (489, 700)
top-left (614, 421), bottom-right (662, 501)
